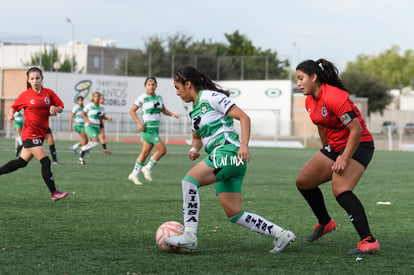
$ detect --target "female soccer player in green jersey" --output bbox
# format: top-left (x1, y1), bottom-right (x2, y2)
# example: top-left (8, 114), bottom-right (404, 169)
top-left (163, 66), bottom-right (295, 253)
top-left (128, 77), bottom-right (178, 185)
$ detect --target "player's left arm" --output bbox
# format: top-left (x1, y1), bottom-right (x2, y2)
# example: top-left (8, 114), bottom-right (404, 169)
top-left (226, 105), bottom-right (250, 163)
top-left (102, 113), bottom-right (112, 121)
top-left (331, 115), bottom-right (362, 174)
top-left (50, 90), bottom-right (64, 115)
top-left (161, 105), bottom-right (179, 119)
top-left (8, 107), bottom-right (17, 122)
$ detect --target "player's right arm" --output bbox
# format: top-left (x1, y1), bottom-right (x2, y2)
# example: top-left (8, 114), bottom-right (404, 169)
top-left (130, 104), bottom-right (145, 132)
top-left (189, 132), bottom-right (202, 161)
top-left (318, 125), bottom-right (328, 146)
top-left (8, 108), bottom-right (17, 122)
top-left (82, 110), bottom-right (92, 126)
top-left (69, 112), bottom-right (75, 132)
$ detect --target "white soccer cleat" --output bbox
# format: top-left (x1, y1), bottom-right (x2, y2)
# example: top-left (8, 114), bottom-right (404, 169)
top-left (270, 230), bottom-right (296, 253)
top-left (141, 166), bottom-right (153, 181)
top-left (164, 233), bottom-right (198, 251)
top-left (78, 158), bottom-right (86, 165)
top-left (128, 173), bottom-right (142, 185)
top-left (70, 146), bottom-right (78, 155)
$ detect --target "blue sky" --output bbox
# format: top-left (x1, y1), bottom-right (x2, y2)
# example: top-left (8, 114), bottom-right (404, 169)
top-left (1, 0), bottom-right (413, 70)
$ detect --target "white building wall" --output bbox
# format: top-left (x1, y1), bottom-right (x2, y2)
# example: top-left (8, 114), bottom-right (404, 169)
top-left (0, 43), bottom-right (88, 72)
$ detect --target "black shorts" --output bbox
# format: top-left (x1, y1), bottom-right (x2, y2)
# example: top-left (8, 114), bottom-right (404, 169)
top-left (46, 128), bottom-right (52, 134)
top-left (320, 141), bottom-right (375, 168)
top-left (23, 137), bottom-right (44, 148)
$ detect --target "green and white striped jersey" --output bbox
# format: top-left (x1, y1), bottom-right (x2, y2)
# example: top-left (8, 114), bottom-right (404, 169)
top-left (189, 90), bottom-right (240, 154)
top-left (14, 110), bottom-right (24, 122)
top-left (83, 102), bottom-right (104, 128)
top-left (71, 103), bottom-right (84, 124)
top-left (134, 93), bottom-right (164, 128)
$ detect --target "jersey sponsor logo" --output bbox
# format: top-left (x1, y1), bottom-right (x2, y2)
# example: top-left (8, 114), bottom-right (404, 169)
top-left (218, 97), bottom-right (232, 108)
top-left (192, 116), bottom-right (201, 130)
top-left (321, 106), bottom-right (328, 117)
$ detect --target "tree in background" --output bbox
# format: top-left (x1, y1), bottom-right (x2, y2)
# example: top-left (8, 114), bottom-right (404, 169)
top-left (25, 47), bottom-right (77, 72)
top-left (340, 45), bottom-right (414, 115)
top-left (117, 31), bottom-right (290, 80)
top-left (341, 70), bottom-right (392, 115)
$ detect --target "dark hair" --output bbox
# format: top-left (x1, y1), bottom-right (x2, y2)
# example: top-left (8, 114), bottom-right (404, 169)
top-left (174, 65), bottom-right (230, 97)
top-left (26, 67), bottom-right (43, 89)
top-left (77, 95), bottom-right (84, 100)
top-left (296, 59), bottom-right (348, 92)
top-left (144, 76), bottom-right (157, 85)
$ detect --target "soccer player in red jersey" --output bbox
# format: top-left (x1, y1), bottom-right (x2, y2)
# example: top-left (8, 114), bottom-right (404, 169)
top-left (0, 67), bottom-right (68, 201)
top-left (295, 59), bottom-right (379, 255)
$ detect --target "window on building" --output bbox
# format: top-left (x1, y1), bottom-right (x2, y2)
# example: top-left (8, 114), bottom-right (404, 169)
top-left (93, 56), bottom-right (100, 68)
top-left (114, 57), bottom-right (120, 69)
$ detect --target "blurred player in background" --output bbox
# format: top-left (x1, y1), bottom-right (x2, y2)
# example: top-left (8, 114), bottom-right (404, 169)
top-left (99, 94), bottom-right (112, 154)
top-left (78, 92), bottom-right (110, 165)
top-left (128, 76), bottom-right (178, 185)
top-left (163, 66), bottom-right (295, 253)
top-left (0, 67), bottom-right (68, 201)
top-left (13, 110), bottom-right (24, 157)
top-left (69, 95), bottom-right (87, 154)
top-left (295, 58), bottom-right (379, 255)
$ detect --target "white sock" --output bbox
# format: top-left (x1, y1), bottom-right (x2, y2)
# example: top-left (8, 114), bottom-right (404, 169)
top-left (16, 136), bottom-right (22, 146)
top-left (234, 211), bottom-right (286, 238)
top-left (132, 160), bottom-right (143, 176)
top-left (182, 180), bottom-right (199, 238)
top-left (145, 157), bottom-right (157, 171)
top-left (72, 143), bottom-right (79, 150)
top-left (80, 141), bottom-right (99, 157)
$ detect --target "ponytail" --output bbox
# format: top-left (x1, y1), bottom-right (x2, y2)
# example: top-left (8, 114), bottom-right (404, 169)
top-left (296, 59), bottom-right (348, 92)
top-left (175, 65), bottom-right (230, 97)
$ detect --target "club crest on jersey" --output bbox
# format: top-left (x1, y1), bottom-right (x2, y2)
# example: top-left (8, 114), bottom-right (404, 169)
top-left (44, 97), bottom-right (50, 105)
top-left (321, 106), bottom-right (328, 117)
top-left (201, 103), bottom-right (207, 114)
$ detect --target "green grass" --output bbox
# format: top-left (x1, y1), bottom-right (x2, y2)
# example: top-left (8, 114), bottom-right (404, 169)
top-left (0, 139), bottom-right (413, 274)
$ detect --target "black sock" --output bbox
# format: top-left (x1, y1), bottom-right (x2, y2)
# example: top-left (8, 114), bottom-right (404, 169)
top-left (49, 144), bottom-right (58, 162)
top-left (336, 191), bottom-right (374, 241)
top-left (298, 187), bottom-right (331, 225)
top-left (102, 143), bottom-right (107, 150)
top-left (0, 157), bottom-right (28, 174)
top-left (40, 157), bottom-right (56, 193)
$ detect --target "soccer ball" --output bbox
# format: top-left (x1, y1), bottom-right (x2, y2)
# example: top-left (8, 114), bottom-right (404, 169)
top-left (155, 221), bottom-right (184, 252)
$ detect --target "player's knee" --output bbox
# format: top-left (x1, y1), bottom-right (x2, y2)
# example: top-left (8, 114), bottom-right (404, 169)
top-left (296, 175), bottom-right (307, 189)
top-left (18, 157), bottom-right (28, 168)
top-left (40, 156), bottom-right (51, 168)
top-left (158, 147), bottom-right (167, 156)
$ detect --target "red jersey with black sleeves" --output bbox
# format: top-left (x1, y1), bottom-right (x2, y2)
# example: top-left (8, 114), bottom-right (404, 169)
top-left (12, 87), bottom-right (64, 140)
top-left (305, 84), bottom-right (372, 152)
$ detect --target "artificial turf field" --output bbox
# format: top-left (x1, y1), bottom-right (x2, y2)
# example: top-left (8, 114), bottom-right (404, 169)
top-left (0, 139), bottom-right (413, 274)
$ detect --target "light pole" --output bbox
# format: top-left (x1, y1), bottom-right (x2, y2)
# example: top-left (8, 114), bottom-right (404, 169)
top-left (292, 42), bottom-right (300, 65)
top-left (66, 17), bottom-right (74, 73)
